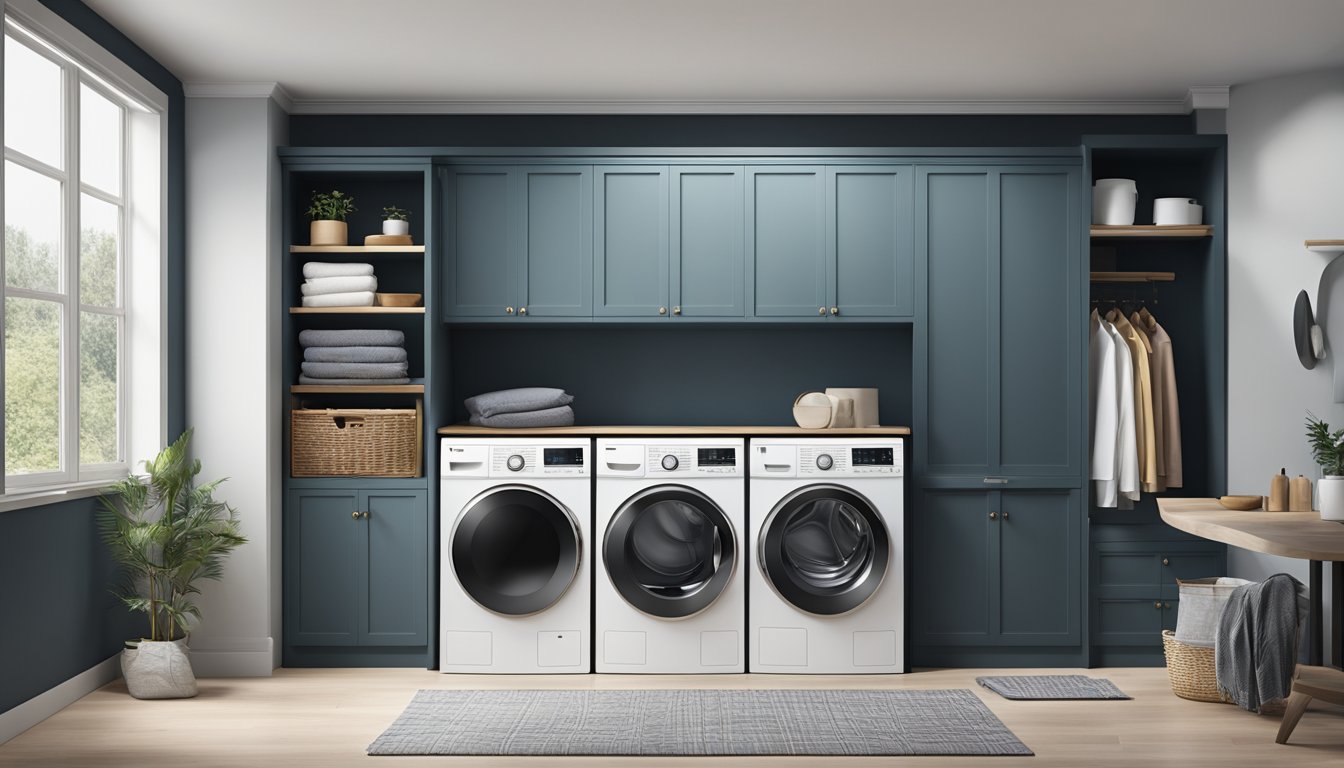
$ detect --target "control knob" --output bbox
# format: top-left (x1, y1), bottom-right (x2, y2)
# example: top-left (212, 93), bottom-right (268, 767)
top-left (661, 454), bottom-right (679, 471)
top-left (506, 454), bottom-right (526, 472)
top-left (816, 453), bottom-right (834, 471)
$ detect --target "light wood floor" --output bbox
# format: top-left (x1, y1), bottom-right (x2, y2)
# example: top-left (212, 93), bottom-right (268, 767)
top-left (1, 667), bottom-right (1341, 767)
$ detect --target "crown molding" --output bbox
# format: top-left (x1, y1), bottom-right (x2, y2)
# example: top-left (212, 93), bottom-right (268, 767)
top-left (184, 81), bottom-right (294, 112)
top-left (1184, 86), bottom-right (1230, 112)
top-left (284, 97), bottom-right (1194, 116)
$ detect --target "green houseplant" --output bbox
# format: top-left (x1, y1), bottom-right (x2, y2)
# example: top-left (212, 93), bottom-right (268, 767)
top-left (1305, 412), bottom-right (1344, 521)
top-left (305, 189), bottom-right (356, 245)
top-left (381, 205), bottom-right (411, 237)
top-left (99, 430), bottom-right (246, 698)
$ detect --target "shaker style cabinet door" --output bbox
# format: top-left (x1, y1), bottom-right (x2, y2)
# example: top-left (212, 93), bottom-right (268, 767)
top-left (594, 166), bottom-right (670, 317)
top-left (441, 167), bottom-right (517, 318)
top-left (359, 490), bottom-right (429, 646)
top-left (670, 167), bottom-right (745, 317)
top-left (912, 490), bottom-right (996, 646)
top-left (995, 489), bottom-right (1081, 645)
top-left (518, 166), bottom-right (593, 317)
top-left (285, 490), bottom-right (362, 646)
top-left (828, 166), bottom-right (914, 318)
top-left (747, 167), bottom-right (827, 317)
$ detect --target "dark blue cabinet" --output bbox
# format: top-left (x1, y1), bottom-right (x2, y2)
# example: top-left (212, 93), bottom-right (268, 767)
top-left (748, 166), bottom-right (828, 318)
top-left (828, 166), bottom-right (914, 318)
top-left (671, 166), bottom-right (745, 317)
top-left (285, 488), bottom-right (428, 650)
top-left (519, 166), bottom-right (593, 317)
top-left (442, 167), bottom-right (515, 318)
top-left (594, 166), bottom-right (670, 317)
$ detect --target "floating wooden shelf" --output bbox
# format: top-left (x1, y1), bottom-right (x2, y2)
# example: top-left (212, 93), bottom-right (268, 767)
top-left (1305, 239), bottom-right (1344, 255)
top-left (1091, 225), bottom-right (1212, 239)
top-left (290, 384), bottom-right (424, 394)
top-left (289, 306), bottom-right (425, 315)
top-left (290, 245), bottom-right (424, 254)
top-left (436, 425), bottom-right (912, 437)
top-left (1091, 271), bottom-right (1176, 283)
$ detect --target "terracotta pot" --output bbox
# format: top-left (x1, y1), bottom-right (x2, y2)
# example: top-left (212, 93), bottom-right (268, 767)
top-left (121, 638), bottom-right (198, 699)
top-left (309, 220), bottom-right (348, 246)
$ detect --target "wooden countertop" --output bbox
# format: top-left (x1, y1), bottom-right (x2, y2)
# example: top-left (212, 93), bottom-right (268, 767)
top-left (436, 425), bottom-right (911, 437)
top-left (1158, 497), bottom-right (1344, 561)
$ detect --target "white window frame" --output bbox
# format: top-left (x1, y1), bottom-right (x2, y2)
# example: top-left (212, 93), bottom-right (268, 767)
top-left (1, 0), bottom-right (167, 504)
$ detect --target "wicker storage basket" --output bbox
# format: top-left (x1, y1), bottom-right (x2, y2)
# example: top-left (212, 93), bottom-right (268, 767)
top-left (291, 401), bottom-right (421, 477)
top-left (1162, 630), bottom-right (1233, 703)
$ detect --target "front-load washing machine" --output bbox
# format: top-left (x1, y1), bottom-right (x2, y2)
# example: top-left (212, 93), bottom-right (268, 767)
top-left (749, 437), bottom-right (905, 674)
top-left (595, 437), bottom-right (745, 673)
top-left (440, 438), bottom-right (590, 673)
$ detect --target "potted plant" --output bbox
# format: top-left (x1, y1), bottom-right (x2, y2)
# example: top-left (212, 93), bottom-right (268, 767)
top-left (382, 205), bottom-right (410, 237)
top-left (1305, 412), bottom-right (1344, 521)
top-left (98, 430), bottom-right (247, 699)
top-left (305, 190), bottom-right (356, 246)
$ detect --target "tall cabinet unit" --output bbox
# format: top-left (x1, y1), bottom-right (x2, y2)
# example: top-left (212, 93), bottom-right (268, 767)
top-left (912, 161), bottom-right (1088, 667)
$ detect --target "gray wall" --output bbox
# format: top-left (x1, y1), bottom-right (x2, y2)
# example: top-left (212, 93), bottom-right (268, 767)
top-left (1227, 66), bottom-right (1344, 663)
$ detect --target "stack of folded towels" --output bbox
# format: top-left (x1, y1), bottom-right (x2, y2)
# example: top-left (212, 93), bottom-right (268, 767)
top-left (465, 387), bottom-right (575, 428)
top-left (301, 262), bottom-right (377, 308)
top-left (298, 329), bottom-right (409, 385)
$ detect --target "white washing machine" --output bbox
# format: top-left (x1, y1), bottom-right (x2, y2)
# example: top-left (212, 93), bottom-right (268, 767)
top-left (440, 438), bottom-right (591, 674)
top-left (595, 438), bottom-right (745, 673)
top-left (749, 437), bottom-right (905, 674)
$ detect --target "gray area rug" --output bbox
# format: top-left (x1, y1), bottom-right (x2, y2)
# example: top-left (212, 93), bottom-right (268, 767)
top-left (977, 675), bottom-right (1131, 700)
top-left (367, 689), bottom-right (1033, 756)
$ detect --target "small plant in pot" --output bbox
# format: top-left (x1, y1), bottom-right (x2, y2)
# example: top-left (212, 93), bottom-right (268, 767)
top-left (98, 430), bottom-right (246, 699)
top-left (1305, 412), bottom-right (1344, 521)
top-left (305, 189), bottom-right (356, 246)
top-left (381, 205), bottom-right (410, 237)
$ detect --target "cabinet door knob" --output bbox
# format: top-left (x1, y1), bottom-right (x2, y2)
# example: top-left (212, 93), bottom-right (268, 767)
top-left (362, 511), bottom-right (370, 519)
top-left (518, 306), bottom-right (527, 315)
top-left (830, 306), bottom-right (839, 315)
top-left (989, 511), bottom-right (998, 520)
top-left (1165, 602), bottom-right (1172, 609)
top-left (1155, 601), bottom-right (1162, 609)
top-left (351, 511), bottom-right (360, 520)
top-left (505, 306), bottom-right (515, 315)
top-left (672, 306), bottom-right (681, 316)
top-left (658, 306), bottom-right (667, 315)
top-left (818, 306), bottom-right (827, 316)
top-left (1001, 511), bottom-right (1009, 521)
top-left (1162, 557), bottom-right (1170, 566)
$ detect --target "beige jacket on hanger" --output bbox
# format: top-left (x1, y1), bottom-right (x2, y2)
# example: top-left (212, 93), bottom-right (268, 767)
top-left (1128, 312), bottom-right (1163, 493)
top-left (1107, 309), bottom-right (1157, 490)
top-left (1136, 309), bottom-right (1183, 488)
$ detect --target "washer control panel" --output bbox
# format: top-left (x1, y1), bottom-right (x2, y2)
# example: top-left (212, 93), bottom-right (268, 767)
top-left (598, 439), bottom-right (744, 477)
top-left (490, 444), bottom-right (588, 476)
top-left (795, 442), bottom-right (902, 477)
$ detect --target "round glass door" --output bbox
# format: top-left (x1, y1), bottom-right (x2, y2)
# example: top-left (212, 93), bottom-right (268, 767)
top-left (758, 485), bottom-right (889, 615)
top-left (452, 486), bottom-right (581, 616)
top-left (604, 485), bottom-right (737, 619)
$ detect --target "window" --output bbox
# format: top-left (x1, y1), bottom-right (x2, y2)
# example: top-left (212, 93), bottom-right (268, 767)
top-left (2, 2), bottom-right (167, 498)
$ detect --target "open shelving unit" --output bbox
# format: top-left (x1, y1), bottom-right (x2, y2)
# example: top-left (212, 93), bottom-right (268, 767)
top-left (1090, 224), bottom-right (1212, 239)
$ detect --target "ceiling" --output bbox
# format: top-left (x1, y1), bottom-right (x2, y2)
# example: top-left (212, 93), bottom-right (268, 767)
top-left (83, 0), bottom-right (1344, 113)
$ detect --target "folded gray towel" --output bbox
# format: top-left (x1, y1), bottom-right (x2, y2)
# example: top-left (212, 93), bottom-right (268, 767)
top-left (465, 387), bottom-right (574, 418)
top-left (299, 329), bottom-right (404, 348)
top-left (469, 405), bottom-right (575, 428)
top-left (301, 361), bottom-right (408, 379)
top-left (298, 375), bottom-right (411, 386)
top-left (304, 346), bottom-right (408, 364)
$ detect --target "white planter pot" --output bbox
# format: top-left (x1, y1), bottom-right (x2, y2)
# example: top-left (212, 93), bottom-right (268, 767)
top-left (121, 638), bottom-right (198, 699)
top-left (1317, 475), bottom-right (1344, 521)
top-left (382, 219), bottom-right (410, 236)
top-left (309, 220), bottom-right (347, 246)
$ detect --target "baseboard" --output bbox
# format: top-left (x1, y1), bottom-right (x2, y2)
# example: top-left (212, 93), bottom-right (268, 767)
top-left (188, 636), bottom-right (276, 677)
top-left (0, 655), bottom-right (120, 745)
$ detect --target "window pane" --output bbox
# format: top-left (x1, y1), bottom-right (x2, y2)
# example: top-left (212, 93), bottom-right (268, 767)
top-left (80, 311), bottom-right (119, 465)
top-left (4, 34), bottom-right (63, 168)
top-left (4, 161), bottom-right (62, 293)
top-left (80, 194), bottom-right (120, 307)
top-left (79, 83), bottom-right (122, 195)
top-left (4, 298), bottom-right (62, 475)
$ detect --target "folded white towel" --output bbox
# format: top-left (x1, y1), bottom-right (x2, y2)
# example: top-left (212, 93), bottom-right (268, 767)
top-left (301, 291), bottom-right (375, 308)
top-left (303, 262), bottom-right (374, 279)
top-left (301, 275), bottom-right (377, 296)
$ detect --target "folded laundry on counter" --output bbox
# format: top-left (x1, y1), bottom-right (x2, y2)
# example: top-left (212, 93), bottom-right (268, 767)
top-left (301, 361), bottom-right (408, 379)
top-left (301, 275), bottom-right (378, 296)
top-left (302, 291), bottom-right (375, 308)
top-left (469, 405), bottom-right (575, 428)
top-left (303, 346), bottom-right (408, 364)
top-left (298, 375), bottom-right (411, 386)
top-left (464, 387), bottom-right (574, 418)
top-left (299, 328), bottom-right (405, 348)
top-left (302, 261), bottom-right (374, 279)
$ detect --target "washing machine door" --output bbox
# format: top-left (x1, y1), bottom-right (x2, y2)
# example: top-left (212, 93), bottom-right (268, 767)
top-left (604, 485), bottom-right (737, 619)
top-left (452, 485), bottom-right (581, 616)
top-left (758, 484), bottom-right (889, 616)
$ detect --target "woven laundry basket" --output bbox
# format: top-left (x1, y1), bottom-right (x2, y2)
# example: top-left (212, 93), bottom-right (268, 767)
top-left (1161, 630), bottom-right (1233, 703)
top-left (291, 401), bottom-right (421, 477)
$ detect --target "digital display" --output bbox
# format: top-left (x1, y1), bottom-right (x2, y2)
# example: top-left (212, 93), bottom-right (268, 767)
top-left (852, 447), bottom-right (894, 466)
top-left (543, 448), bottom-right (584, 467)
top-left (697, 448), bottom-right (737, 467)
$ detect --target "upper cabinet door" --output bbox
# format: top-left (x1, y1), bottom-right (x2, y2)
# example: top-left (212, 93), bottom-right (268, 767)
top-left (519, 166), bottom-right (593, 317)
top-left (441, 167), bottom-right (517, 318)
top-left (594, 166), bottom-right (670, 317)
top-left (996, 167), bottom-right (1082, 478)
top-left (828, 166), bottom-right (914, 318)
top-left (670, 167), bottom-right (745, 318)
top-left (748, 167), bottom-right (827, 318)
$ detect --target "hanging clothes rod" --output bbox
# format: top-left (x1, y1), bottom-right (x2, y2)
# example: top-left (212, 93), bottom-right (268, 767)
top-left (1090, 271), bottom-right (1175, 283)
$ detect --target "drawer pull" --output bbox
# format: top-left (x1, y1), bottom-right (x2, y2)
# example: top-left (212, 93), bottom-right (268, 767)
top-left (983, 477), bottom-right (1009, 485)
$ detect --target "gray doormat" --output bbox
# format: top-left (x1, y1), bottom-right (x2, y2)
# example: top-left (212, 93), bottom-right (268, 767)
top-left (977, 675), bottom-right (1131, 700)
top-left (367, 689), bottom-right (1033, 756)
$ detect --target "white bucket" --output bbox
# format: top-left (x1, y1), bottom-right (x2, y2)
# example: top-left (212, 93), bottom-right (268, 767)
top-left (1092, 178), bottom-right (1138, 225)
top-left (1153, 198), bottom-right (1203, 226)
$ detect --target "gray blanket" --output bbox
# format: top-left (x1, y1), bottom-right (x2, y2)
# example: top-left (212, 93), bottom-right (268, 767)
top-left (464, 387), bottom-right (573, 418)
top-left (1215, 573), bottom-right (1304, 713)
top-left (301, 361), bottom-right (408, 379)
top-left (304, 346), bottom-right (408, 364)
top-left (298, 375), bottom-right (411, 386)
top-left (468, 405), bottom-right (575, 428)
top-left (298, 329), bottom-right (404, 348)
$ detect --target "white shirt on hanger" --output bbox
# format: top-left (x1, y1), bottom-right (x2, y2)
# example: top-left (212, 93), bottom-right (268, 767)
top-left (1090, 311), bottom-right (1119, 507)
top-left (1103, 318), bottom-right (1141, 504)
